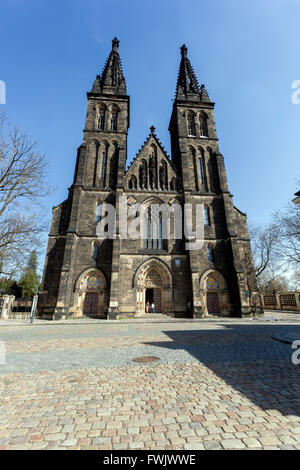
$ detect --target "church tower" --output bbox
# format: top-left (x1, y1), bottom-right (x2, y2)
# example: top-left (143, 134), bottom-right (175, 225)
top-left (169, 44), bottom-right (258, 316)
top-left (39, 38), bottom-right (130, 319)
top-left (38, 39), bottom-right (259, 320)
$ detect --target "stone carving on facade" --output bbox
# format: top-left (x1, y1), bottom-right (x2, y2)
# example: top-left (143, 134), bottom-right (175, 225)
top-left (127, 196), bottom-right (137, 207)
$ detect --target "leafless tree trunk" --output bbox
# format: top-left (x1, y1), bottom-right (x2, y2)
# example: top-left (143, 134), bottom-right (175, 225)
top-left (249, 223), bottom-right (281, 278)
top-left (0, 114), bottom-right (50, 276)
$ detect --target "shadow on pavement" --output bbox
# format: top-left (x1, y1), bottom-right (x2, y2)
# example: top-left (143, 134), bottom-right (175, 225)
top-left (143, 323), bottom-right (300, 417)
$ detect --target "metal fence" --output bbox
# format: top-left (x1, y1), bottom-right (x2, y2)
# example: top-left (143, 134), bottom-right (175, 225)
top-left (261, 292), bottom-right (300, 311)
top-left (10, 298), bottom-right (33, 319)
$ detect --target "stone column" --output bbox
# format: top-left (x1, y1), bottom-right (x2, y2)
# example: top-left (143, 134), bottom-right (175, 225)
top-left (295, 293), bottom-right (300, 311)
top-left (1, 295), bottom-right (15, 320)
top-left (275, 293), bottom-right (281, 310)
top-left (191, 272), bottom-right (203, 318)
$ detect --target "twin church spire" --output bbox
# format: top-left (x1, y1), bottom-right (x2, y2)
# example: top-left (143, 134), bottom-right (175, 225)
top-left (176, 44), bottom-right (210, 102)
top-left (90, 38), bottom-right (209, 102)
top-left (90, 37), bottom-right (127, 96)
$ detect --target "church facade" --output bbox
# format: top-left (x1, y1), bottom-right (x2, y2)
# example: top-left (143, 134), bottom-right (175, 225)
top-left (38, 38), bottom-right (259, 320)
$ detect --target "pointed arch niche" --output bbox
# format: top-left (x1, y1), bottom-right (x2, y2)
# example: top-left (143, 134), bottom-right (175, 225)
top-left (74, 268), bottom-right (108, 318)
top-left (133, 258), bottom-right (173, 316)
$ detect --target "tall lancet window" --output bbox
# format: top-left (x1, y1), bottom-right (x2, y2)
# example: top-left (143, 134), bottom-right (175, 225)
top-left (199, 113), bottom-right (208, 137)
top-left (98, 111), bottom-right (105, 130)
top-left (110, 106), bottom-right (119, 131)
top-left (111, 113), bottom-right (117, 131)
top-left (187, 112), bottom-right (196, 136)
top-left (199, 157), bottom-right (204, 184)
top-left (139, 159), bottom-right (147, 189)
top-left (144, 207), bottom-right (164, 250)
top-left (159, 161), bottom-right (168, 190)
top-left (100, 143), bottom-right (108, 182)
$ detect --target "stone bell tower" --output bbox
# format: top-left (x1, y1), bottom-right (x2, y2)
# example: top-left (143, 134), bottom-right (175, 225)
top-left (38, 38), bottom-right (130, 319)
top-left (168, 44), bottom-right (258, 316)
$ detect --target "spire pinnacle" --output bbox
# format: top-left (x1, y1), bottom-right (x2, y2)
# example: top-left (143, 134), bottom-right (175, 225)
top-left (180, 44), bottom-right (187, 58)
top-left (90, 37), bottom-right (126, 95)
top-left (175, 44), bottom-right (201, 101)
top-left (112, 37), bottom-right (119, 51)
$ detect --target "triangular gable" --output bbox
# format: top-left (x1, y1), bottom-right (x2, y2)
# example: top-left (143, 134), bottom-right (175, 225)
top-left (125, 127), bottom-right (178, 177)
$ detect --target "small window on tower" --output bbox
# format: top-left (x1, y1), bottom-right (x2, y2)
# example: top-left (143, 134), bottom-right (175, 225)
top-left (111, 112), bottom-right (118, 131)
top-left (199, 113), bottom-right (208, 137)
top-left (98, 111), bottom-right (105, 130)
top-left (187, 112), bottom-right (196, 136)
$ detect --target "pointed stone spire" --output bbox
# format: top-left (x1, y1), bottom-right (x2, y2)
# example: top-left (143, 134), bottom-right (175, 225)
top-left (175, 44), bottom-right (201, 100)
top-left (90, 74), bottom-right (101, 94)
top-left (90, 37), bottom-right (127, 95)
top-left (200, 84), bottom-right (210, 102)
top-left (101, 37), bottom-right (126, 95)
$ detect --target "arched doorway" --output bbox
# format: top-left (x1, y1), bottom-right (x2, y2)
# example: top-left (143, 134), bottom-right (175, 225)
top-left (200, 270), bottom-right (230, 316)
top-left (74, 269), bottom-right (108, 318)
top-left (134, 259), bottom-right (172, 316)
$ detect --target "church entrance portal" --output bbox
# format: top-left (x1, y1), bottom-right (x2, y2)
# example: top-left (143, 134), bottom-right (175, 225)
top-left (134, 259), bottom-right (172, 316)
top-left (145, 288), bottom-right (161, 313)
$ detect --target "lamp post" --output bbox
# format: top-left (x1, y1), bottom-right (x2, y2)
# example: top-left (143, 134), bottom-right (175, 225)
top-left (30, 293), bottom-right (38, 324)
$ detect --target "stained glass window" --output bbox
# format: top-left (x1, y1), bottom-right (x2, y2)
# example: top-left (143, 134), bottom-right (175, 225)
top-left (86, 275), bottom-right (100, 289)
top-left (206, 276), bottom-right (219, 289)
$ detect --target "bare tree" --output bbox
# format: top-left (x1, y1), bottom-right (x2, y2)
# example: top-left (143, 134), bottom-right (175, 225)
top-left (273, 202), bottom-right (300, 267)
top-left (256, 271), bottom-right (290, 293)
top-left (0, 114), bottom-right (50, 276)
top-left (249, 223), bottom-right (281, 278)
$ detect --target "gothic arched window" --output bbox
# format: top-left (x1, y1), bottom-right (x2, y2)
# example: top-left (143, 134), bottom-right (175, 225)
top-left (198, 148), bottom-right (205, 186)
top-left (110, 105), bottom-right (119, 131)
top-left (100, 142), bottom-right (108, 183)
top-left (159, 161), bottom-right (168, 190)
top-left (149, 157), bottom-right (157, 190)
top-left (199, 112), bottom-right (208, 137)
top-left (98, 110), bottom-right (105, 130)
top-left (204, 205), bottom-right (210, 225)
top-left (187, 112), bottom-right (196, 136)
top-left (144, 206), bottom-right (164, 250)
top-left (108, 142), bottom-right (118, 188)
top-left (111, 113), bottom-right (118, 131)
top-left (139, 159), bottom-right (147, 189)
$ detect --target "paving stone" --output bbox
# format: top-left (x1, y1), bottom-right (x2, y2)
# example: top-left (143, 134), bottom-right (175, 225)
top-left (221, 439), bottom-right (246, 449)
top-left (0, 318), bottom-right (299, 450)
top-left (242, 437), bottom-right (262, 448)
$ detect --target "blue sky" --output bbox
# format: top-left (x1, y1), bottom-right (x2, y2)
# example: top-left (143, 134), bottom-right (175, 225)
top-left (1, 0), bottom-right (300, 233)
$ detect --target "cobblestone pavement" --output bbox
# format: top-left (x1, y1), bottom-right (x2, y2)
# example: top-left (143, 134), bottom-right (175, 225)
top-left (0, 312), bottom-right (300, 450)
